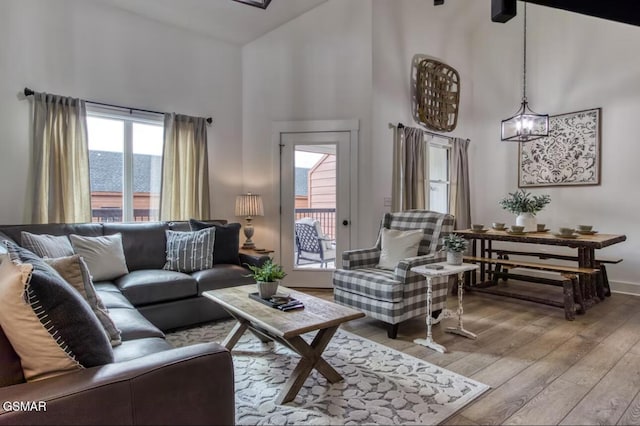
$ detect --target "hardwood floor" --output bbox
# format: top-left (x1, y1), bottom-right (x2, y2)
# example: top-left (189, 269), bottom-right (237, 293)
top-left (296, 284), bottom-right (640, 425)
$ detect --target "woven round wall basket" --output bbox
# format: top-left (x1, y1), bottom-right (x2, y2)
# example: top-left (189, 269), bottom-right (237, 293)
top-left (416, 58), bottom-right (460, 132)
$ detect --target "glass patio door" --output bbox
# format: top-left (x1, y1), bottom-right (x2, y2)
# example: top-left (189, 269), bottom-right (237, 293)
top-left (279, 131), bottom-right (352, 288)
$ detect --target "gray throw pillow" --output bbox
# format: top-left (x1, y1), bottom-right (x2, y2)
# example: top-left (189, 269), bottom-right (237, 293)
top-left (189, 219), bottom-right (241, 265)
top-left (69, 233), bottom-right (129, 282)
top-left (45, 255), bottom-right (122, 347)
top-left (164, 228), bottom-right (216, 273)
top-left (21, 232), bottom-right (74, 258)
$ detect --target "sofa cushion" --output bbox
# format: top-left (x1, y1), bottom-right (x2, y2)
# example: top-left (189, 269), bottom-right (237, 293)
top-left (103, 222), bottom-right (170, 271)
top-left (0, 255), bottom-right (113, 381)
top-left (97, 289), bottom-right (135, 309)
top-left (163, 228), bottom-right (216, 273)
top-left (0, 324), bottom-right (25, 386)
top-left (115, 270), bottom-right (197, 306)
top-left (191, 265), bottom-right (256, 293)
top-left (45, 255), bottom-right (122, 347)
top-left (107, 307), bottom-right (165, 341)
top-left (112, 337), bottom-right (172, 363)
top-left (70, 233), bottom-right (129, 281)
top-left (21, 232), bottom-right (74, 258)
top-left (189, 219), bottom-right (241, 265)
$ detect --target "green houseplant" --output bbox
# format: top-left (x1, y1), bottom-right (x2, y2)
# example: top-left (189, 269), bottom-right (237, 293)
top-left (245, 259), bottom-right (287, 298)
top-left (441, 233), bottom-right (469, 265)
top-left (499, 189), bottom-right (551, 232)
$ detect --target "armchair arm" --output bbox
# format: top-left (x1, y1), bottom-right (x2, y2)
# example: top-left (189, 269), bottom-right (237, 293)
top-left (0, 342), bottom-right (234, 425)
top-left (395, 251), bottom-right (446, 281)
top-left (341, 247), bottom-right (380, 270)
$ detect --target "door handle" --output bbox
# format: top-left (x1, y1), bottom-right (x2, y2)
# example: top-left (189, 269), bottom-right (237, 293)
top-left (342, 219), bottom-right (350, 226)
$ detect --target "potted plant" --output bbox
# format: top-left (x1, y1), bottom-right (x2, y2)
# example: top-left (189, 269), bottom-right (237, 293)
top-left (499, 189), bottom-right (551, 232)
top-left (245, 259), bottom-right (287, 298)
top-left (441, 233), bottom-right (469, 265)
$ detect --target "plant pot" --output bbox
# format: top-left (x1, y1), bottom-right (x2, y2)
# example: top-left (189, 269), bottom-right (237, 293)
top-left (446, 251), bottom-right (463, 266)
top-left (516, 212), bottom-right (537, 232)
top-left (257, 281), bottom-right (279, 299)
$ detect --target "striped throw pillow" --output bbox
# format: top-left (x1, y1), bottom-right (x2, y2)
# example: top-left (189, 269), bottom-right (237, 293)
top-left (21, 232), bottom-right (74, 258)
top-left (163, 228), bottom-right (216, 273)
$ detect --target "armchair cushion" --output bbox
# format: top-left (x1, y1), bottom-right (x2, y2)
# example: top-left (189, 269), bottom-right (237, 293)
top-left (377, 228), bottom-right (423, 270)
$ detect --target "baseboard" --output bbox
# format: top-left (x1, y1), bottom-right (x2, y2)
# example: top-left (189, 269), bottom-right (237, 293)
top-left (610, 280), bottom-right (640, 296)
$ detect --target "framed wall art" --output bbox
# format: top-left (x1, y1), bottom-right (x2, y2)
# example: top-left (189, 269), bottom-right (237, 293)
top-left (518, 108), bottom-right (601, 187)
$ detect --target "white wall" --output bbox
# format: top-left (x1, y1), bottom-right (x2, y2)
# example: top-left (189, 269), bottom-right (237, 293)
top-left (469, 1), bottom-right (640, 291)
top-left (0, 0), bottom-right (243, 224)
top-left (242, 0), bottom-right (373, 252)
top-left (372, 0), bottom-right (481, 234)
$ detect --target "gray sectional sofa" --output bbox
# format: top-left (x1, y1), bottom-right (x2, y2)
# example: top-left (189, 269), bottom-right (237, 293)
top-left (0, 219), bottom-right (267, 425)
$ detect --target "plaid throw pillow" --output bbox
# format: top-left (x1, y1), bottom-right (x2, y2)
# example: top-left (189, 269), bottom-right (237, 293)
top-left (163, 228), bottom-right (216, 273)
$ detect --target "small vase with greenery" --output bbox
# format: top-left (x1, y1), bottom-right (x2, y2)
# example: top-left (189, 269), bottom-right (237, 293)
top-left (499, 189), bottom-right (551, 232)
top-left (441, 233), bottom-right (468, 265)
top-left (245, 259), bottom-right (287, 298)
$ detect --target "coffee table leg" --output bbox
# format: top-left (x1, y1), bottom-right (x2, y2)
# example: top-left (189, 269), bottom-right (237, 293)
top-left (277, 325), bottom-right (341, 404)
top-left (222, 319), bottom-right (249, 350)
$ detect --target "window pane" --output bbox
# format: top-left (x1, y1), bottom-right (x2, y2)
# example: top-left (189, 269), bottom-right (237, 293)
top-left (132, 123), bottom-right (163, 222)
top-left (430, 182), bottom-right (448, 214)
top-left (429, 145), bottom-right (448, 181)
top-left (87, 117), bottom-right (124, 222)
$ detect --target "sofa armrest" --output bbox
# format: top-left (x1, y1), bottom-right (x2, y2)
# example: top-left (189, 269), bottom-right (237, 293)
top-left (395, 251), bottom-right (446, 281)
top-left (0, 342), bottom-right (234, 425)
top-left (341, 248), bottom-right (380, 270)
top-left (239, 252), bottom-right (270, 269)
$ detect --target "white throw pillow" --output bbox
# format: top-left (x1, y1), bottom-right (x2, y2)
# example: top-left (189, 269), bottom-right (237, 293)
top-left (69, 233), bottom-right (129, 282)
top-left (377, 228), bottom-right (424, 270)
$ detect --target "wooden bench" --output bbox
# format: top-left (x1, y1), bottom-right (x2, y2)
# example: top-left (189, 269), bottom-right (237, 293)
top-left (463, 256), bottom-right (600, 320)
top-left (494, 249), bottom-right (622, 298)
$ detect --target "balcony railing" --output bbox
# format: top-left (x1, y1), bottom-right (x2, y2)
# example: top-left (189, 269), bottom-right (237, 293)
top-left (92, 208), bottom-right (159, 223)
top-left (92, 207), bottom-right (336, 239)
top-left (295, 208), bottom-right (336, 240)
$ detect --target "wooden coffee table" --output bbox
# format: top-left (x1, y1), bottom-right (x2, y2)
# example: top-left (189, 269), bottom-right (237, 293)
top-left (203, 285), bottom-right (365, 404)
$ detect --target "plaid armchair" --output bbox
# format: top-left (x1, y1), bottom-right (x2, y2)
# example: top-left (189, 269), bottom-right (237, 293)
top-left (333, 210), bottom-right (454, 338)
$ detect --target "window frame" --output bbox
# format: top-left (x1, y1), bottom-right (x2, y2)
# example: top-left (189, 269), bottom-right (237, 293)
top-left (426, 135), bottom-right (452, 214)
top-left (86, 105), bottom-right (164, 222)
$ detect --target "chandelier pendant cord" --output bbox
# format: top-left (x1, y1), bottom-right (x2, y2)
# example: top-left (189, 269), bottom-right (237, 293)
top-left (522, 1), bottom-right (527, 104)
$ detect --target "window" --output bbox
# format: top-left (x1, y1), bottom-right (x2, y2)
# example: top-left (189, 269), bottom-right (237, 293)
top-left (427, 137), bottom-right (451, 214)
top-left (87, 107), bottom-right (163, 222)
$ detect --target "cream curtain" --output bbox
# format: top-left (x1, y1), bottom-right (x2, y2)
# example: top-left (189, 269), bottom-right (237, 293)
top-left (160, 114), bottom-right (210, 220)
top-left (391, 126), bottom-right (428, 212)
top-left (31, 93), bottom-right (91, 224)
top-left (449, 137), bottom-right (471, 229)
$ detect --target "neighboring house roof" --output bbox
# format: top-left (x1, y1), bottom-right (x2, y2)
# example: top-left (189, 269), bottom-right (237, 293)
top-left (89, 151), bottom-right (162, 193)
top-left (295, 167), bottom-right (309, 196)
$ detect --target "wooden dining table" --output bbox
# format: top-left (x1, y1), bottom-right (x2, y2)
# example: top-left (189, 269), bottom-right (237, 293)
top-left (454, 228), bottom-right (626, 304)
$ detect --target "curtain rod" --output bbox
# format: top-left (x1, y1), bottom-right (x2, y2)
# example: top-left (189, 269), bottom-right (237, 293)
top-left (389, 122), bottom-right (456, 140)
top-left (23, 87), bottom-right (213, 125)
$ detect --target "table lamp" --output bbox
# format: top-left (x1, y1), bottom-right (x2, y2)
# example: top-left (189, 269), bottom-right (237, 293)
top-left (235, 193), bottom-right (264, 249)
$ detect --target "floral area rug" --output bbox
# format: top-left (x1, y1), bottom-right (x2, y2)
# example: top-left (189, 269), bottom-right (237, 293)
top-left (166, 321), bottom-right (489, 425)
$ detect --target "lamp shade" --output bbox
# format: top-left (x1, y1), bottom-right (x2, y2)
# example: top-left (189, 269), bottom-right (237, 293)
top-left (235, 193), bottom-right (264, 217)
